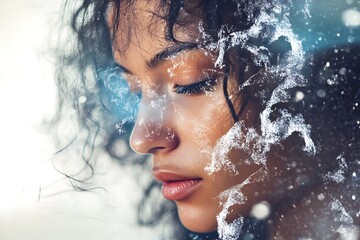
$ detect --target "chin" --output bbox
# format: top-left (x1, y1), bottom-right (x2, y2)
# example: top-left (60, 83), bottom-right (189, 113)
top-left (176, 200), bottom-right (255, 234)
top-left (176, 204), bottom-right (218, 233)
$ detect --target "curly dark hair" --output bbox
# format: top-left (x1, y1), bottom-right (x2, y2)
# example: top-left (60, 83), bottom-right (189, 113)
top-left (54, 0), bottom-right (360, 239)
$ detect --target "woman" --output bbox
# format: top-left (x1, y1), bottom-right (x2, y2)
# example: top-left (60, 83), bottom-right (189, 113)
top-left (56, 0), bottom-right (360, 239)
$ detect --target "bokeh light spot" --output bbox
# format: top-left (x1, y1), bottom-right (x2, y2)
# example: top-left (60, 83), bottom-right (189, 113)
top-left (342, 9), bottom-right (360, 27)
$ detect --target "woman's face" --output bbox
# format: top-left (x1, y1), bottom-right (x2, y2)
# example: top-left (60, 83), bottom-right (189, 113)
top-left (110, 1), bottom-right (297, 233)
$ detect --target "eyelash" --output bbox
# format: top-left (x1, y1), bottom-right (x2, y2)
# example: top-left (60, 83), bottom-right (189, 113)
top-left (173, 77), bottom-right (219, 95)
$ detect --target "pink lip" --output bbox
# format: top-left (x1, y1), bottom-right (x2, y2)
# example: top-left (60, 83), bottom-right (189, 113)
top-left (152, 170), bottom-right (202, 201)
top-left (162, 179), bottom-right (202, 201)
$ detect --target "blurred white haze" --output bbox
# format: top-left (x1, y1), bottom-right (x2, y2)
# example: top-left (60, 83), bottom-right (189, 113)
top-left (0, 1), bottom-right (156, 239)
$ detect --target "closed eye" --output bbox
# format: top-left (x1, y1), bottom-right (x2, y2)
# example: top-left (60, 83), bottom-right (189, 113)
top-left (173, 77), bottom-right (219, 95)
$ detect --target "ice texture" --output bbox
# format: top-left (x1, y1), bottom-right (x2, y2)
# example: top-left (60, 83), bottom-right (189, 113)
top-left (206, 0), bottom-right (316, 174)
top-left (98, 66), bottom-right (142, 132)
top-left (330, 199), bottom-right (359, 240)
top-left (217, 167), bottom-right (267, 240)
top-left (331, 199), bottom-right (353, 224)
top-left (202, 0), bottom-right (317, 238)
top-left (324, 155), bottom-right (348, 183)
top-left (205, 122), bottom-right (244, 174)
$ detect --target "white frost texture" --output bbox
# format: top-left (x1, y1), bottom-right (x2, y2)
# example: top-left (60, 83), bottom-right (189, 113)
top-left (203, 0), bottom-right (317, 239)
top-left (323, 155), bottom-right (348, 183)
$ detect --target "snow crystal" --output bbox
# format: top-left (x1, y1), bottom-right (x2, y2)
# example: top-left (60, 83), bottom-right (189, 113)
top-left (205, 122), bottom-right (244, 174)
top-left (324, 155), bottom-right (348, 183)
top-left (331, 199), bottom-right (353, 224)
top-left (217, 167), bottom-right (267, 240)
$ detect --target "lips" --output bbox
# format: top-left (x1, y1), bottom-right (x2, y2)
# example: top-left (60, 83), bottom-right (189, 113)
top-left (152, 170), bottom-right (202, 201)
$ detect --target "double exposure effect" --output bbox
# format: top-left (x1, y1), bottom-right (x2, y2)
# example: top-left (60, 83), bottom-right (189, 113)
top-left (58, 0), bottom-right (360, 239)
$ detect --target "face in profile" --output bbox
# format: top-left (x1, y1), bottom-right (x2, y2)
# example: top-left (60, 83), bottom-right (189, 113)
top-left (107, 0), bottom-right (318, 235)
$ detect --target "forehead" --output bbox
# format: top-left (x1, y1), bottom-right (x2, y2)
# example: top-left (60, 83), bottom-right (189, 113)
top-left (108, 0), bottom-right (202, 64)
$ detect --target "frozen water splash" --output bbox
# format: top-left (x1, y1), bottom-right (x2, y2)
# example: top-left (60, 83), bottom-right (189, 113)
top-left (324, 155), bottom-right (348, 183)
top-left (330, 198), bottom-right (357, 240)
top-left (206, 109), bottom-right (315, 175)
top-left (98, 66), bottom-right (173, 134)
top-left (205, 122), bottom-right (243, 174)
top-left (200, 0), bottom-right (317, 239)
top-left (205, 0), bottom-right (316, 174)
top-left (97, 66), bottom-right (141, 132)
top-left (200, 0), bottom-right (312, 69)
top-left (217, 168), bottom-right (267, 240)
top-left (331, 199), bottom-right (353, 224)
top-left (303, 0), bottom-right (312, 20)
top-left (217, 215), bottom-right (243, 240)
top-left (259, 108), bottom-right (315, 159)
top-left (205, 122), bottom-right (259, 175)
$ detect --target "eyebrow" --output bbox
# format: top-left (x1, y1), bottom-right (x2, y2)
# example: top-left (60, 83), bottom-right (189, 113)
top-left (116, 63), bottom-right (133, 75)
top-left (114, 42), bottom-right (200, 75)
top-left (146, 43), bottom-right (199, 69)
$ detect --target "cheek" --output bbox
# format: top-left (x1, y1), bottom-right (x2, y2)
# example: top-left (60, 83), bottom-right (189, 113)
top-left (173, 93), bottom-right (234, 151)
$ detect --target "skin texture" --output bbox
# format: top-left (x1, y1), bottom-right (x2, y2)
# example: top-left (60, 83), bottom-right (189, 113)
top-left (108, 0), bottom-right (327, 235)
top-left (52, 0), bottom-right (360, 237)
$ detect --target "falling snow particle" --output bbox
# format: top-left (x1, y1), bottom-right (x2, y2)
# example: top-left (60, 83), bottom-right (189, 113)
top-left (327, 79), bottom-right (336, 85)
top-left (250, 201), bottom-right (271, 220)
top-left (295, 91), bottom-right (305, 101)
top-left (339, 67), bottom-right (347, 75)
top-left (78, 96), bottom-right (87, 104)
top-left (331, 199), bottom-right (354, 224)
top-left (348, 36), bottom-right (355, 43)
top-left (317, 193), bottom-right (325, 201)
top-left (316, 89), bottom-right (326, 98)
top-left (324, 155), bottom-right (348, 183)
top-left (342, 9), bottom-right (360, 27)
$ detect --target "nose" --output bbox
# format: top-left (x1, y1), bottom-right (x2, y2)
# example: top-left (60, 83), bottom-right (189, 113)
top-left (129, 96), bottom-right (179, 154)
